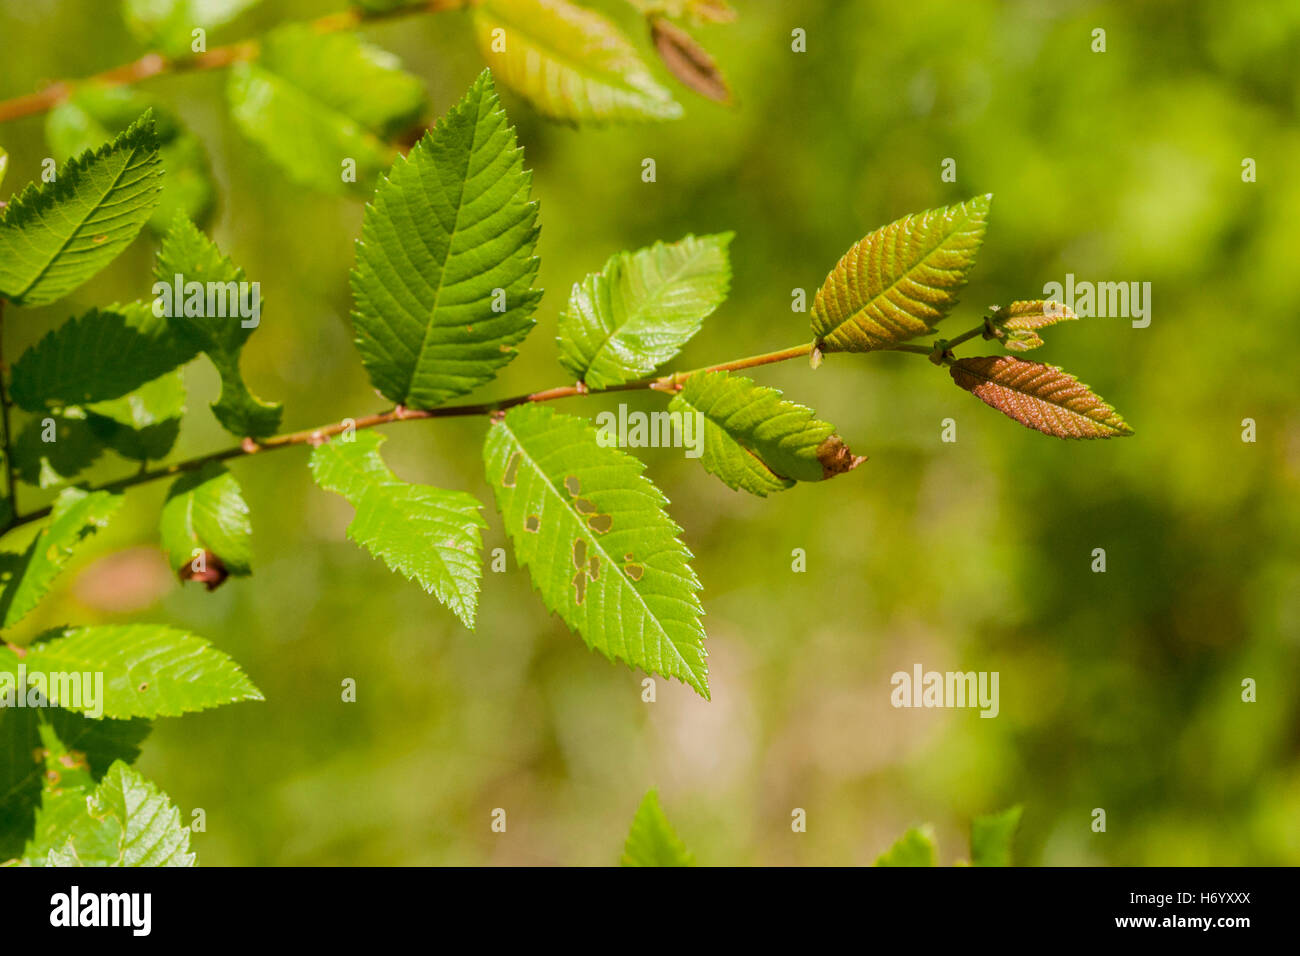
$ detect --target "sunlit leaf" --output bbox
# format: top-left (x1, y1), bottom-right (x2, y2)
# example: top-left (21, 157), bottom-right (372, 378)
top-left (123, 0), bottom-right (261, 57)
top-left (558, 233), bottom-right (731, 388)
top-left (0, 624), bottom-right (263, 719)
top-left (875, 826), bottom-right (937, 866)
top-left (483, 405), bottom-right (708, 696)
top-left (351, 71), bottom-right (540, 408)
top-left (812, 195), bottom-right (990, 353)
top-left (0, 115), bottom-right (162, 307)
top-left (0, 488), bottom-right (122, 628)
top-left (46, 84), bottom-right (215, 232)
top-left (310, 432), bottom-right (486, 628)
top-left (155, 216), bottom-right (281, 437)
top-left (159, 461), bottom-right (252, 584)
top-left (474, 0), bottom-right (682, 123)
top-left (971, 805), bottom-right (1022, 867)
top-left (620, 790), bottom-right (694, 866)
top-left (669, 370), bottom-right (863, 495)
top-left (949, 356), bottom-right (1134, 439)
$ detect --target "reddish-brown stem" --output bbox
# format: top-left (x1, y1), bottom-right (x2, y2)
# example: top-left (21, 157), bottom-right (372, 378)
top-left (0, 1), bottom-right (469, 125)
top-left (0, 340), bottom-right (819, 530)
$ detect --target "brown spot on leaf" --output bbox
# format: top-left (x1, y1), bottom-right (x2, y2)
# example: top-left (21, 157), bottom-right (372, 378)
top-left (587, 513), bottom-right (612, 534)
top-left (564, 475), bottom-right (581, 496)
top-left (571, 568), bottom-right (588, 605)
top-left (588, 555), bottom-right (600, 580)
top-left (572, 537), bottom-right (587, 569)
top-left (815, 436), bottom-right (866, 479)
top-left (650, 16), bottom-right (733, 105)
top-left (574, 498), bottom-right (597, 515)
top-left (91, 234), bottom-right (108, 244)
top-left (525, 515), bottom-right (541, 533)
top-left (625, 562), bottom-right (644, 581)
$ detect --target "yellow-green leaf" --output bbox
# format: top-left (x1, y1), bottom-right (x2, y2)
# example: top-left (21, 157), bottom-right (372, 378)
top-left (812, 195), bottom-right (990, 353)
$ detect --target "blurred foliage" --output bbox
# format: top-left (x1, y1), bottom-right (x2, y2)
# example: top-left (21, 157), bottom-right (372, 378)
top-left (0, 0), bottom-right (1297, 865)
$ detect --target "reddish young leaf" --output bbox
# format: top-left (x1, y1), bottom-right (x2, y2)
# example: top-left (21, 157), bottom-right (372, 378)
top-left (650, 17), bottom-right (733, 104)
top-left (950, 356), bottom-right (1133, 439)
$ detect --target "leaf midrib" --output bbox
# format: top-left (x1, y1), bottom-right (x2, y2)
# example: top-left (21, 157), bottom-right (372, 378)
top-left (498, 416), bottom-right (700, 682)
top-left (10, 141), bottom-right (148, 300)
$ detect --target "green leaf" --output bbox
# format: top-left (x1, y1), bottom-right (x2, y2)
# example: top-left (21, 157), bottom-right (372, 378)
top-left (620, 790), bottom-right (694, 866)
top-left (46, 84), bottom-right (215, 233)
top-left (483, 405), bottom-right (708, 696)
top-left (668, 370), bottom-right (863, 496)
top-left (351, 71), bottom-right (541, 409)
top-left (123, 0), bottom-right (260, 57)
top-left (875, 826), bottom-right (937, 866)
top-left (28, 761), bottom-right (195, 866)
top-left (0, 114), bottom-right (162, 307)
top-left (971, 805), bottom-right (1023, 867)
top-left (9, 301), bottom-right (195, 412)
top-left (11, 412), bottom-right (104, 489)
top-left (949, 356), bottom-right (1134, 439)
top-left (0, 147), bottom-right (8, 191)
top-left (0, 709), bottom-right (150, 861)
top-left (85, 371), bottom-right (186, 462)
top-left (310, 431), bottom-right (487, 629)
top-left (155, 215), bottom-right (282, 437)
top-left (0, 488), bottom-right (122, 628)
top-left (474, 0), bottom-right (682, 123)
top-left (558, 233), bottom-right (731, 388)
top-left (0, 624), bottom-right (263, 719)
top-left (228, 24), bottom-right (426, 195)
top-left (159, 461), bottom-right (253, 582)
top-left (811, 195), bottom-right (990, 353)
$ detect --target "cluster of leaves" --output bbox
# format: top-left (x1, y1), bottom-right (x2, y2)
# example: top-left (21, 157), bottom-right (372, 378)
top-left (619, 791), bottom-right (1024, 867)
top-left (26, 0), bottom-right (738, 217)
top-left (0, 62), bottom-right (1127, 862)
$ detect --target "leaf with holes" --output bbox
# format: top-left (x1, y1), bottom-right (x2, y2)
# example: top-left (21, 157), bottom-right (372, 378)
top-left (621, 790), bottom-right (694, 866)
top-left (949, 356), bottom-right (1133, 439)
top-left (0, 114), bottom-right (161, 307)
top-left (876, 826), bottom-right (937, 866)
top-left (0, 488), bottom-right (122, 629)
top-left (483, 405), bottom-right (708, 696)
top-left (0, 708), bottom-right (150, 861)
top-left (558, 233), bottom-right (731, 388)
top-left (0, 624), bottom-right (262, 719)
top-left (812, 195), bottom-right (990, 353)
top-left (228, 24), bottom-right (426, 195)
top-left (971, 805), bottom-right (1022, 867)
top-left (156, 216), bottom-right (281, 437)
top-left (474, 0), bottom-right (682, 123)
top-left (159, 462), bottom-right (252, 585)
top-left (28, 761), bottom-right (195, 866)
top-left (669, 370), bottom-right (863, 496)
top-left (351, 71), bottom-right (541, 409)
top-left (310, 432), bottom-right (487, 629)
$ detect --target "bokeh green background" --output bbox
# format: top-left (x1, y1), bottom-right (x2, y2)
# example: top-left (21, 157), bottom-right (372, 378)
top-left (1, 0), bottom-right (1297, 865)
